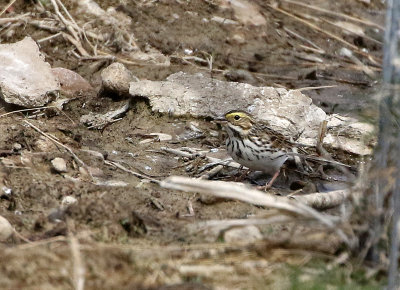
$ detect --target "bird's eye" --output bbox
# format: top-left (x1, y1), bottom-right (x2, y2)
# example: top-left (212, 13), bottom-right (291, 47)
top-left (234, 115), bottom-right (240, 120)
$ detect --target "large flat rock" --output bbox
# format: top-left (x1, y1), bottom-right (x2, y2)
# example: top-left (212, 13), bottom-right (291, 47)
top-left (0, 37), bottom-right (59, 107)
top-left (129, 72), bottom-right (373, 155)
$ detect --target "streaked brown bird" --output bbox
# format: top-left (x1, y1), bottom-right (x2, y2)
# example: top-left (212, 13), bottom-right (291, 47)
top-left (218, 110), bottom-right (301, 189)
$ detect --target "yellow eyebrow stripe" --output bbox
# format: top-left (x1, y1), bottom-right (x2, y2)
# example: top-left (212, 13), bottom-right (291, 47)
top-left (226, 112), bottom-right (248, 118)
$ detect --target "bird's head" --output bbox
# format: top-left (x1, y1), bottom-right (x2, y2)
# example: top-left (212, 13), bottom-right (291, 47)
top-left (221, 110), bottom-right (254, 137)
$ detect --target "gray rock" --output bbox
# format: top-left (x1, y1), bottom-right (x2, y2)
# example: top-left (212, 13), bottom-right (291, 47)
top-left (129, 72), bottom-right (373, 155)
top-left (51, 157), bottom-right (68, 173)
top-left (0, 37), bottom-right (59, 107)
top-left (223, 225), bottom-right (263, 243)
top-left (101, 62), bottom-right (135, 95)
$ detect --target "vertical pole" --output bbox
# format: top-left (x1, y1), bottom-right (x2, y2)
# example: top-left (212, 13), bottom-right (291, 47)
top-left (383, 0), bottom-right (400, 288)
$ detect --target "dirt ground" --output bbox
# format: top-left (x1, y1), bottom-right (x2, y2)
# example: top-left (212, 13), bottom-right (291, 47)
top-left (0, 0), bottom-right (386, 289)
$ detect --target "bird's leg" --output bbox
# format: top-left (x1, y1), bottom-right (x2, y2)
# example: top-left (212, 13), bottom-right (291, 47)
top-left (263, 170), bottom-right (281, 191)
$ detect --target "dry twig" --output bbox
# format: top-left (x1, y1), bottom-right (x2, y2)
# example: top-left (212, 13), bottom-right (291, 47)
top-left (281, 0), bottom-right (384, 30)
top-left (0, 13), bottom-right (30, 25)
top-left (49, 0), bottom-right (91, 56)
top-left (104, 160), bottom-right (160, 184)
top-left (291, 189), bottom-right (351, 210)
top-left (0, 106), bottom-right (58, 119)
top-left (37, 32), bottom-right (63, 44)
top-left (284, 27), bottom-right (325, 53)
top-left (199, 164), bottom-right (224, 179)
top-left (161, 146), bottom-right (241, 169)
top-left (69, 234), bottom-right (85, 290)
top-left (24, 120), bottom-right (86, 167)
top-left (0, 0), bottom-right (17, 17)
top-left (194, 215), bottom-right (295, 232)
top-left (267, 4), bottom-right (380, 64)
top-left (30, 19), bottom-right (61, 33)
top-left (339, 47), bottom-right (376, 79)
top-left (295, 85), bottom-right (337, 92)
top-left (161, 147), bottom-right (203, 159)
top-left (160, 176), bottom-right (351, 244)
top-left (62, 32), bottom-right (89, 57)
top-left (321, 18), bottom-right (383, 46)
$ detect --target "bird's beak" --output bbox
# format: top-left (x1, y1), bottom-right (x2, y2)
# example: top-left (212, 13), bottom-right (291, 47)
top-left (212, 117), bottom-right (227, 125)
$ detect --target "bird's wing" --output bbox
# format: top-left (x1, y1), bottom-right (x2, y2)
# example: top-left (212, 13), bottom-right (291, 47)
top-left (253, 123), bottom-right (314, 154)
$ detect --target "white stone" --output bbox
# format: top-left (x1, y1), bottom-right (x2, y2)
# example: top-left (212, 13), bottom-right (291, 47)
top-left (219, 0), bottom-right (267, 26)
top-left (211, 16), bottom-right (238, 25)
top-left (51, 157), bottom-right (68, 173)
top-left (224, 225), bottom-right (263, 243)
top-left (61, 196), bottom-right (77, 208)
top-left (139, 133), bottom-right (173, 144)
top-left (0, 37), bottom-right (59, 107)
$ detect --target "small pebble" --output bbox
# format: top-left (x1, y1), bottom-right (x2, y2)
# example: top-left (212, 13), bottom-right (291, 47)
top-left (12, 143), bottom-right (22, 151)
top-left (2, 186), bottom-right (12, 195)
top-left (61, 196), bottom-right (77, 208)
top-left (231, 34), bottom-right (245, 44)
top-left (209, 130), bottom-right (219, 137)
top-left (51, 157), bottom-right (68, 173)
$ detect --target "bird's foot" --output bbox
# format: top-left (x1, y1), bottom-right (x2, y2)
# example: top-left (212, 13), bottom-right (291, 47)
top-left (256, 170), bottom-right (280, 191)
